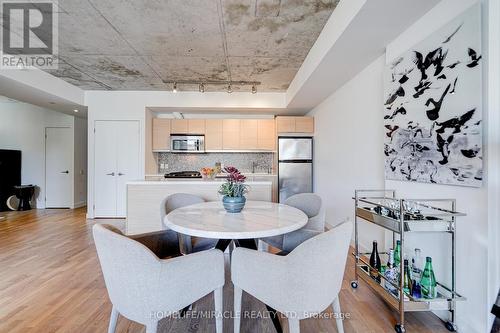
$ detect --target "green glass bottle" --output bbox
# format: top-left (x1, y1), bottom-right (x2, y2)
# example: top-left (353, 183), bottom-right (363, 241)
top-left (420, 257), bottom-right (437, 299)
top-left (394, 240), bottom-right (401, 267)
top-left (403, 259), bottom-right (413, 295)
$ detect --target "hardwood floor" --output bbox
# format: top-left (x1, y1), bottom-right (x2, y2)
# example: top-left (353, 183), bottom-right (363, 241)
top-left (0, 208), bottom-right (450, 333)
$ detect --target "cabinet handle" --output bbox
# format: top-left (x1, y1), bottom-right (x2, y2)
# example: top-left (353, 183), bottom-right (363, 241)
top-left (106, 172), bottom-right (115, 176)
top-left (118, 173), bottom-right (125, 176)
top-left (60, 170), bottom-right (69, 174)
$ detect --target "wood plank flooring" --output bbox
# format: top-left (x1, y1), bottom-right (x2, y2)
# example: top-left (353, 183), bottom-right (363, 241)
top-left (0, 208), bottom-right (450, 333)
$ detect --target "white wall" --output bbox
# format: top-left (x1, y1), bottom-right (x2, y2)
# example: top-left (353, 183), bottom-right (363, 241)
top-left (85, 90), bottom-right (286, 218)
top-left (308, 0), bottom-right (497, 332)
top-left (0, 98), bottom-right (75, 208)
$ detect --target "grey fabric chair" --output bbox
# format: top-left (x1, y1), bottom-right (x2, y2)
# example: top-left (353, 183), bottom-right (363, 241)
top-left (161, 193), bottom-right (218, 254)
top-left (261, 193), bottom-right (325, 253)
top-left (93, 224), bottom-right (224, 333)
top-left (232, 220), bottom-right (352, 333)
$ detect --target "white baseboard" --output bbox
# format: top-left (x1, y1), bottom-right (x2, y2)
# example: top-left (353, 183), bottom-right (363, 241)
top-left (73, 201), bottom-right (87, 209)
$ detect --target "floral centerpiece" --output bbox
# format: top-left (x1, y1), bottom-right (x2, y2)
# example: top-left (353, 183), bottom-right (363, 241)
top-left (218, 166), bottom-right (249, 213)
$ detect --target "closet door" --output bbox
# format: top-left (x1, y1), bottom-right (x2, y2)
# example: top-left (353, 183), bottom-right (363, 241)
top-left (94, 121), bottom-right (118, 217)
top-left (94, 120), bottom-right (140, 218)
top-left (115, 121), bottom-right (140, 217)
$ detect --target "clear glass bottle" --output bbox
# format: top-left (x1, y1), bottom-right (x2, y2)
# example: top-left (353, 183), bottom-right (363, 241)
top-left (420, 257), bottom-right (437, 299)
top-left (412, 248), bottom-right (423, 280)
top-left (384, 249), bottom-right (398, 295)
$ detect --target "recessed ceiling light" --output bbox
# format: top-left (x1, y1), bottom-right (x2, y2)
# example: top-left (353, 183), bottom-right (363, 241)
top-left (73, 109), bottom-right (79, 113)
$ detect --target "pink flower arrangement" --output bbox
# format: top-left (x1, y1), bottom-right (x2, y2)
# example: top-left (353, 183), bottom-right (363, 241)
top-left (218, 166), bottom-right (249, 197)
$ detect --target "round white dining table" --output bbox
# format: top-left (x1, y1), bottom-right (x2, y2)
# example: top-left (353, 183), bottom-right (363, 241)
top-left (164, 200), bottom-right (308, 249)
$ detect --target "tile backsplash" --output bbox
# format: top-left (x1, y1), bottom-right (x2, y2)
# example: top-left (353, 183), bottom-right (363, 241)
top-left (157, 152), bottom-right (274, 174)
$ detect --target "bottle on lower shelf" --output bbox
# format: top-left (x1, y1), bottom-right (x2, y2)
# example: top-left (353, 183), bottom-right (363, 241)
top-left (420, 257), bottom-right (437, 299)
top-left (369, 241), bottom-right (381, 283)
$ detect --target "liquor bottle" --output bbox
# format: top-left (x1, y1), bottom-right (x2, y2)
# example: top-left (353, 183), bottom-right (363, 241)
top-left (403, 259), bottom-right (413, 295)
top-left (384, 249), bottom-right (398, 295)
top-left (420, 257), bottom-right (437, 299)
top-left (369, 241), bottom-right (381, 282)
top-left (412, 248), bottom-right (423, 280)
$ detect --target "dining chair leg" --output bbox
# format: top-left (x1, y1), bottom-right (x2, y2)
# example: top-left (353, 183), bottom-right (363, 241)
top-left (288, 318), bottom-right (300, 333)
top-left (107, 306), bottom-right (119, 333)
top-left (214, 287), bottom-right (223, 333)
top-left (234, 286), bottom-right (243, 333)
top-left (332, 296), bottom-right (344, 333)
top-left (145, 320), bottom-right (158, 333)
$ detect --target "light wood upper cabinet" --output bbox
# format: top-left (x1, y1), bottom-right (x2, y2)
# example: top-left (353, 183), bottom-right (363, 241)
top-left (188, 119), bottom-right (205, 134)
top-left (240, 119), bottom-right (258, 149)
top-left (276, 116), bottom-right (295, 133)
top-left (295, 117), bottom-right (314, 133)
top-left (152, 118), bottom-right (171, 150)
top-left (205, 119), bottom-right (223, 150)
top-left (223, 119), bottom-right (240, 150)
top-left (171, 119), bottom-right (188, 134)
top-left (276, 116), bottom-right (314, 133)
top-left (257, 119), bottom-right (276, 150)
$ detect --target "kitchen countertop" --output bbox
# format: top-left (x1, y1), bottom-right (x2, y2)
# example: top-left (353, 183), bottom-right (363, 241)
top-left (128, 179), bottom-right (273, 185)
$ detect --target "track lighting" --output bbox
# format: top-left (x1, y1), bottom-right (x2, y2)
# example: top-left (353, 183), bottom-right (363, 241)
top-left (227, 83), bottom-right (232, 94)
top-left (172, 82), bottom-right (177, 93)
top-left (199, 83), bottom-right (205, 93)
top-left (252, 85), bottom-right (257, 94)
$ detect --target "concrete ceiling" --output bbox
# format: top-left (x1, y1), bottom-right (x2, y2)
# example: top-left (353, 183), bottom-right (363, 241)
top-left (44, 0), bottom-right (339, 92)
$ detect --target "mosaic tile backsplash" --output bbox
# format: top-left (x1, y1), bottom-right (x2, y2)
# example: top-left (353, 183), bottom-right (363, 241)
top-left (157, 152), bottom-right (275, 174)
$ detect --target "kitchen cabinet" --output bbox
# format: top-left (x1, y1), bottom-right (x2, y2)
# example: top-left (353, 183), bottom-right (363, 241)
top-left (205, 119), bottom-right (223, 150)
top-left (188, 119), bottom-right (205, 134)
top-left (240, 119), bottom-right (258, 149)
top-left (152, 118), bottom-right (171, 150)
top-left (257, 119), bottom-right (276, 150)
top-left (276, 116), bottom-right (314, 134)
top-left (171, 119), bottom-right (188, 133)
top-left (223, 119), bottom-right (240, 149)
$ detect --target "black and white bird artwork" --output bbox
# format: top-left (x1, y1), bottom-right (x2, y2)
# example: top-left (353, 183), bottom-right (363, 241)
top-left (383, 5), bottom-right (482, 187)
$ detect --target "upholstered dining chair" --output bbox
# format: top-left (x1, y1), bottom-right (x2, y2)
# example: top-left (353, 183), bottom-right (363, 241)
top-left (260, 193), bottom-right (325, 253)
top-left (232, 220), bottom-right (352, 333)
top-left (93, 224), bottom-right (225, 333)
top-left (161, 193), bottom-right (218, 254)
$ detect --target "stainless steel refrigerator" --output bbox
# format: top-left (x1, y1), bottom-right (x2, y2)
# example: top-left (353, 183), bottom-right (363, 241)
top-left (278, 137), bottom-right (313, 203)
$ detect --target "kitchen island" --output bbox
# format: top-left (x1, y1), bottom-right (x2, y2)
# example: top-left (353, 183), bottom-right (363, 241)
top-left (126, 179), bottom-right (273, 235)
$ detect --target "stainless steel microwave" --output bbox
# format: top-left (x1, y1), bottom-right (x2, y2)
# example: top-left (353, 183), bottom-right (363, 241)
top-left (170, 135), bottom-right (205, 153)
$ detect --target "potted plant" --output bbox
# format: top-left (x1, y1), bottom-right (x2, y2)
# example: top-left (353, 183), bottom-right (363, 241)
top-left (218, 166), bottom-right (249, 213)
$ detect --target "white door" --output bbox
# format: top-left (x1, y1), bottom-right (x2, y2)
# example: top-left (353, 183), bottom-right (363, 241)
top-left (94, 120), bottom-right (140, 218)
top-left (46, 127), bottom-right (73, 208)
top-left (116, 121), bottom-right (140, 217)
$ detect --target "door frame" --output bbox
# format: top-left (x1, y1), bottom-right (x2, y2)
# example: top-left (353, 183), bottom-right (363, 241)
top-left (45, 127), bottom-right (74, 209)
top-left (93, 120), bottom-right (141, 218)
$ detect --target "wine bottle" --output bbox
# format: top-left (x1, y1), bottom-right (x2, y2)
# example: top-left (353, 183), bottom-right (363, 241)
top-left (369, 241), bottom-right (381, 282)
top-left (403, 259), bottom-right (413, 295)
top-left (420, 257), bottom-right (437, 299)
top-left (384, 249), bottom-right (398, 295)
top-left (412, 248), bottom-right (423, 280)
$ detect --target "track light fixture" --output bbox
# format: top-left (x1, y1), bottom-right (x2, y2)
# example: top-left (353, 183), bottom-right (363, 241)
top-left (163, 80), bottom-right (259, 93)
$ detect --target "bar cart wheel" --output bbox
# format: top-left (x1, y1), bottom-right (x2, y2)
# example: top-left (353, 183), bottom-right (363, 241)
top-left (350, 281), bottom-right (358, 289)
top-left (445, 321), bottom-right (457, 332)
top-left (395, 324), bottom-right (406, 333)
